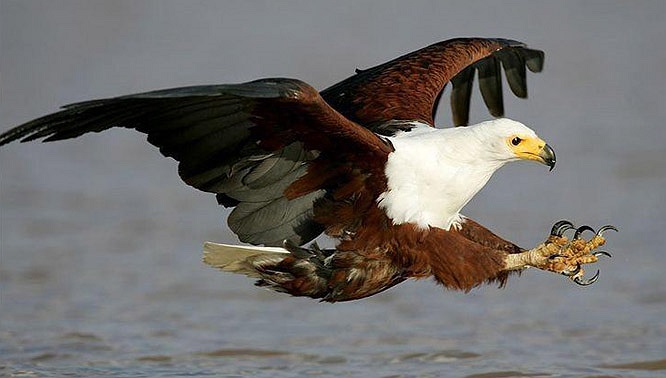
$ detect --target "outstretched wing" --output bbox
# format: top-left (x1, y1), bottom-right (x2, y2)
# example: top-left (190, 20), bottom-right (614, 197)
top-left (0, 78), bottom-right (392, 246)
top-left (321, 38), bottom-right (544, 128)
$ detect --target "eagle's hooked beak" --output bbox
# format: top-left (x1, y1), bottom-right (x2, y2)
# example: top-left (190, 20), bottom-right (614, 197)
top-left (539, 144), bottom-right (556, 171)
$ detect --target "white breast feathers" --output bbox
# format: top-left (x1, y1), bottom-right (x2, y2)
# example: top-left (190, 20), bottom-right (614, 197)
top-left (376, 120), bottom-right (515, 231)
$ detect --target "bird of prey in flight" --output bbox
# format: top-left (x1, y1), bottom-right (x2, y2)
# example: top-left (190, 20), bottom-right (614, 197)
top-left (0, 38), bottom-right (615, 302)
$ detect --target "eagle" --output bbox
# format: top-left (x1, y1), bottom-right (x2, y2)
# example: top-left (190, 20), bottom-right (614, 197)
top-left (0, 37), bottom-right (615, 302)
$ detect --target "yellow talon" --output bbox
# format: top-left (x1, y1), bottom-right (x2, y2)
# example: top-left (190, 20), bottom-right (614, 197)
top-left (531, 222), bottom-right (616, 285)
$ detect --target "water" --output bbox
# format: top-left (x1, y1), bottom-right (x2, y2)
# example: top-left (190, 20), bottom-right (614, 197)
top-left (1, 1), bottom-right (665, 377)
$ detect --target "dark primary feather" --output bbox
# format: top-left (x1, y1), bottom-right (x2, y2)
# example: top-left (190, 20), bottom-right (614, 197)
top-left (451, 43), bottom-right (543, 125)
top-left (477, 54), bottom-right (504, 118)
top-left (0, 78), bottom-right (390, 247)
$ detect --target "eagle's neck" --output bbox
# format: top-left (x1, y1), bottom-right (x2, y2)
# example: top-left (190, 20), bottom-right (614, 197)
top-left (377, 122), bottom-right (506, 231)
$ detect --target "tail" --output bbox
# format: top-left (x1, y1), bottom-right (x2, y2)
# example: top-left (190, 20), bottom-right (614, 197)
top-left (202, 241), bottom-right (405, 302)
top-left (202, 242), bottom-right (290, 279)
top-left (202, 241), bottom-right (332, 300)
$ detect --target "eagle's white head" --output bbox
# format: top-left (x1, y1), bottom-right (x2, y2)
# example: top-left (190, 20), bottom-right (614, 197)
top-left (465, 118), bottom-right (556, 169)
top-left (377, 118), bottom-right (555, 230)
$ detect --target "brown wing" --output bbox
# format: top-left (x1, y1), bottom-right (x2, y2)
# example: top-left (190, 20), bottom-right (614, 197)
top-left (321, 38), bottom-right (544, 128)
top-left (0, 78), bottom-right (391, 246)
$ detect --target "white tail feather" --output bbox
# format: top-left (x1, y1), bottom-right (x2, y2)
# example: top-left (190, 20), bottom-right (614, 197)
top-left (202, 242), bottom-right (290, 278)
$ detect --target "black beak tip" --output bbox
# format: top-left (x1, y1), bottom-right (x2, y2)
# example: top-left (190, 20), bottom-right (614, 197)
top-left (543, 143), bottom-right (556, 171)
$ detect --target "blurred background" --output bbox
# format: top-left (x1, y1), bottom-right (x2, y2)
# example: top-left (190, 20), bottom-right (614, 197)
top-left (1, 1), bottom-right (664, 377)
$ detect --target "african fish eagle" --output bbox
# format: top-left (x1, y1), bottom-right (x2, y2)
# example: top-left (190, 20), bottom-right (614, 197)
top-left (0, 38), bottom-right (615, 302)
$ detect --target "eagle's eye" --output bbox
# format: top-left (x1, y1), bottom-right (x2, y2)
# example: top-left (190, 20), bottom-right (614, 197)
top-left (511, 137), bottom-right (522, 146)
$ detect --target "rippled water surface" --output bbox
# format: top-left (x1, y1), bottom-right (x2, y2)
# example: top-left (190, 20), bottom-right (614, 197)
top-left (1, 2), bottom-right (665, 377)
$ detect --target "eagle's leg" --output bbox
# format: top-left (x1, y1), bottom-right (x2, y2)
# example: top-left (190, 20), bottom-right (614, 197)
top-left (504, 221), bottom-right (617, 285)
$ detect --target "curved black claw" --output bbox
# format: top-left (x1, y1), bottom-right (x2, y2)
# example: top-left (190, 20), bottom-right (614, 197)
top-left (597, 225), bottom-right (618, 237)
top-left (573, 225), bottom-right (596, 240)
top-left (551, 220), bottom-right (575, 237)
top-left (573, 270), bottom-right (600, 286)
top-left (561, 263), bottom-right (581, 277)
top-left (593, 251), bottom-right (612, 258)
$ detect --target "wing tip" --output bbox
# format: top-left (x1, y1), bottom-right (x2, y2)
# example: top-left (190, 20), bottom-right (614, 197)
top-left (490, 38), bottom-right (545, 73)
top-left (491, 38), bottom-right (527, 48)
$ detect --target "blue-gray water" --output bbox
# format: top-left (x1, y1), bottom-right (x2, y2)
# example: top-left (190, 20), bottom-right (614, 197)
top-left (1, 1), bottom-right (665, 377)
